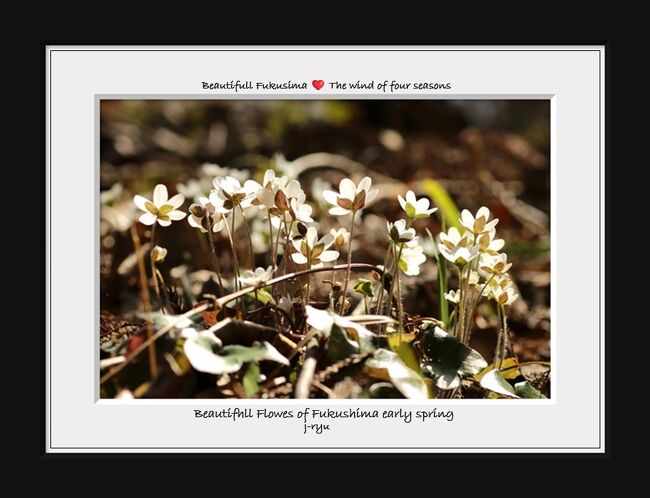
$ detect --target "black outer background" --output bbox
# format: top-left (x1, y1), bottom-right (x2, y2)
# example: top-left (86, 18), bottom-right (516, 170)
top-left (24, 7), bottom-right (628, 478)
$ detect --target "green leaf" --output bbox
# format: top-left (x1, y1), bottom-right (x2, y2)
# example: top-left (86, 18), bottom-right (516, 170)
top-left (421, 326), bottom-right (487, 390)
top-left (514, 381), bottom-right (547, 399)
top-left (247, 286), bottom-right (274, 305)
top-left (419, 179), bottom-right (461, 230)
top-left (353, 278), bottom-right (375, 298)
top-left (427, 228), bottom-right (449, 328)
top-left (184, 332), bottom-right (288, 375)
top-left (327, 324), bottom-right (360, 362)
top-left (242, 362), bottom-right (261, 397)
top-left (388, 338), bottom-right (420, 374)
top-left (366, 348), bottom-right (428, 399)
top-left (476, 357), bottom-right (521, 381)
top-left (479, 369), bottom-right (519, 398)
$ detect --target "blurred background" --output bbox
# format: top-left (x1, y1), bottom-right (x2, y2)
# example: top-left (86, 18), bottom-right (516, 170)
top-left (100, 99), bottom-right (550, 367)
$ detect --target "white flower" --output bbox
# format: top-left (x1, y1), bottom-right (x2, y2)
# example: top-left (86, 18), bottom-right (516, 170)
top-left (291, 227), bottom-right (339, 267)
top-left (151, 245), bottom-right (167, 263)
top-left (482, 274), bottom-right (513, 297)
top-left (187, 193), bottom-right (227, 233)
top-left (480, 253), bottom-right (512, 275)
top-left (311, 177), bottom-right (333, 206)
top-left (289, 197), bottom-right (314, 223)
top-left (322, 176), bottom-right (378, 216)
top-left (460, 206), bottom-right (499, 235)
top-left (399, 239), bottom-right (427, 276)
top-left (254, 169), bottom-right (289, 210)
top-left (468, 270), bottom-right (481, 286)
top-left (213, 176), bottom-right (260, 208)
top-left (444, 289), bottom-right (460, 304)
top-left (239, 266), bottom-right (274, 287)
top-left (100, 183), bottom-right (124, 205)
top-left (438, 227), bottom-right (478, 266)
top-left (489, 284), bottom-right (519, 306)
top-left (202, 163), bottom-right (249, 183)
top-left (133, 184), bottom-right (186, 227)
top-left (176, 178), bottom-right (212, 202)
top-left (398, 190), bottom-right (438, 220)
top-left (329, 227), bottom-right (350, 250)
top-left (272, 153), bottom-right (300, 180)
top-left (387, 219), bottom-right (416, 244)
top-left (475, 229), bottom-right (505, 255)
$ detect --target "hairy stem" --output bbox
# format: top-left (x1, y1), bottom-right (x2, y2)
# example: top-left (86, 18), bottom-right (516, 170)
top-left (206, 225), bottom-right (224, 295)
top-left (130, 225), bottom-right (157, 379)
top-left (456, 265), bottom-right (466, 341)
top-left (340, 210), bottom-right (357, 313)
top-left (295, 334), bottom-right (320, 399)
top-left (268, 214), bottom-right (276, 270)
top-left (149, 223), bottom-right (164, 313)
top-left (240, 206), bottom-right (255, 269)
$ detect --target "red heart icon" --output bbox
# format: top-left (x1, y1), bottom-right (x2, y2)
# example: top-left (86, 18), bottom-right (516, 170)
top-left (312, 80), bottom-right (324, 90)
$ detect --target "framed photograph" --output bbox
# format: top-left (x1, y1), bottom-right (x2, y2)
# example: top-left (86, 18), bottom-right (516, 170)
top-left (46, 45), bottom-right (605, 453)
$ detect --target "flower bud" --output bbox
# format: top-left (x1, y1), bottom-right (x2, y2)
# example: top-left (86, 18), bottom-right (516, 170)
top-left (152, 245), bottom-right (168, 263)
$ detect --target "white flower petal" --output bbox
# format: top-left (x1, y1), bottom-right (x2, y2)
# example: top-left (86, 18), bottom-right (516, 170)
top-left (398, 195), bottom-right (407, 211)
top-left (477, 206), bottom-right (490, 221)
top-left (415, 198), bottom-right (430, 212)
top-left (305, 226), bottom-right (318, 246)
top-left (491, 239), bottom-right (505, 251)
top-left (153, 184), bottom-right (168, 207)
top-left (291, 252), bottom-right (308, 265)
top-left (244, 179), bottom-right (262, 195)
top-left (329, 206), bottom-right (351, 216)
top-left (167, 210), bottom-right (186, 221)
top-left (138, 212), bottom-right (156, 225)
top-left (188, 215), bottom-right (206, 232)
top-left (157, 218), bottom-right (172, 227)
top-left (406, 190), bottom-right (417, 205)
top-left (485, 219), bottom-right (499, 231)
top-left (365, 188), bottom-right (379, 205)
top-left (339, 178), bottom-right (356, 199)
top-left (133, 195), bottom-right (150, 211)
top-left (167, 193), bottom-right (185, 209)
top-left (460, 209), bottom-right (474, 228)
top-left (358, 176), bottom-right (372, 193)
top-left (319, 250), bottom-right (339, 262)
top-left (263, 169), bottom-right (275, 186)
top-left (322, 190), bottom-right (339, 206)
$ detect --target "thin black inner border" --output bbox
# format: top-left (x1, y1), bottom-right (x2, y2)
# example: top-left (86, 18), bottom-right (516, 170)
top-left (48, 47), bottom-right (603, 451)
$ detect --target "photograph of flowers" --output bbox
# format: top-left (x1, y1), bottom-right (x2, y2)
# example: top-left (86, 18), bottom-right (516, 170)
top-left (99, 99), bottom-right (551, 400)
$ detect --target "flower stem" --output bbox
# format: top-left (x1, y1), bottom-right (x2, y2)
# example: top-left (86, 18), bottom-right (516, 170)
top-left (149, 223), bottom-right (164, 313)
top-left (268, 213), bottom-right (276, 270)
top-left (129, 224), bottom-right (157, 379)
top-left (274, 215), bottom-right (285, 273)
top-left (206, 226), bottom-right (224, 295)
top-left (340, 210), bottom-right (356, 314)
top-left (456, 265), bottom-right (466, 341)
top-left (497, 304), bottom-right (509, 370)
top-left (463, 273), bottom-right (496, 344)
top-left (395, 264), bottom-right (404, 343)
top-left (387, 243), bottom-right (404, 319)
top-left (216, 263), bottom-right (385, 310)
top-left (239, 205), bottom-right (255, 269)
top-left (375, 244), bottom-right (392, 319)
top-left (223, 212), bottom-right (242, 312)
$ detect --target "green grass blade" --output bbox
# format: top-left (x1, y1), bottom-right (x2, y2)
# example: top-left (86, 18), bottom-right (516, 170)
top-left (419, 179), bottom-right (461, 230)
